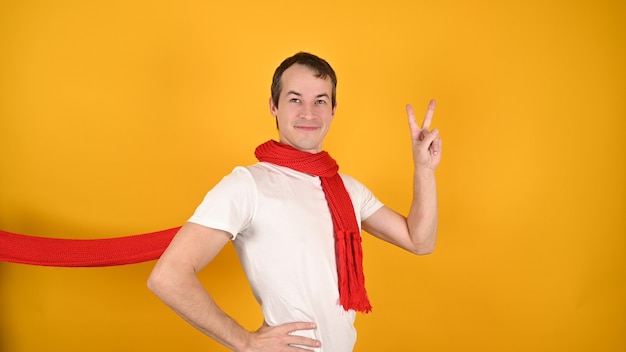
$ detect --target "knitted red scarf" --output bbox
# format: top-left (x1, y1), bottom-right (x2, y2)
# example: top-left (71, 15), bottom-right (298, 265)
top-left (255, 140), bottom-right (372, 313)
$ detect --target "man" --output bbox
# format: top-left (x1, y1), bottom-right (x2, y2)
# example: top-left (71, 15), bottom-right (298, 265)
top-left (148, 52), bottom-right (441, 351)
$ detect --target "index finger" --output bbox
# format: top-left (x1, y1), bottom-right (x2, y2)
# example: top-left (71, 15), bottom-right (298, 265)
top-left (422, 99), bottom-right (436, 130)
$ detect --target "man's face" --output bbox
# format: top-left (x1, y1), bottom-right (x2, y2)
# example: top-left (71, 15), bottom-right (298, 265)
top-left (269, 64), bottom-right (336, 154)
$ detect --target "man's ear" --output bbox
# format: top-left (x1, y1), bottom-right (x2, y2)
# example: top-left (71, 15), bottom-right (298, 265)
top-left (331, 103), bottom-right (337, 119)
top-left (269, 97), bottom-right (277, 116)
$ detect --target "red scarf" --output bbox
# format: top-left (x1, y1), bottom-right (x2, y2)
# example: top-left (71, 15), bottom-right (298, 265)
top-left (255, 140), bottom-right (372, 313)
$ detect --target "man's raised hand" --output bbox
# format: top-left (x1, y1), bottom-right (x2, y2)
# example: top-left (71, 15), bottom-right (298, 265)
top-left (406, 99), bottom-right (442, 171)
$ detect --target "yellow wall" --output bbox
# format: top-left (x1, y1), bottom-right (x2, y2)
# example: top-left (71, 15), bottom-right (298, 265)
top-left (1, 0), bottom-right (624, 351)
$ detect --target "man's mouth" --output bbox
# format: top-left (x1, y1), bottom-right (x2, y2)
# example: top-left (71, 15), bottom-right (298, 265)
top-left (295, 126), bottom-right (320, 132)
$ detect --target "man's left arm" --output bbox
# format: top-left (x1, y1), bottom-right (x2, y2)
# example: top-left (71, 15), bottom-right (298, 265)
top-left (362, 100), bottom-right (442, 255)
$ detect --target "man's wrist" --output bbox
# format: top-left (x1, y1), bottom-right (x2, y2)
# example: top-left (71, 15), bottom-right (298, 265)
top-left (414, 166), bottom-right (436, 179)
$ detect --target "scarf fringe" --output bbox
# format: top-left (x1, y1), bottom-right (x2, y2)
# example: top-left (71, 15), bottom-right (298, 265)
top-left (336, 230), bottom-right (372, 313)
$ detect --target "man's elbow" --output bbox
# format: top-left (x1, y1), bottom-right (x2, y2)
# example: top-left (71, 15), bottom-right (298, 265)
top-left (147, 265), bottom-right (169, 296)
top-left (411, 233), bottom-right (437, 255)
top-left (414, 244), bottom-right (435, 256)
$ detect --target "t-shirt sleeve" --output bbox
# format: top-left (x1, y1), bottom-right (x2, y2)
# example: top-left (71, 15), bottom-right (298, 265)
top-left (340, 174), bottom-right (384, 222)
top-left (188, 166), bottom-right (256, 240)
top-left (358, 183), bottom-right (384, 221)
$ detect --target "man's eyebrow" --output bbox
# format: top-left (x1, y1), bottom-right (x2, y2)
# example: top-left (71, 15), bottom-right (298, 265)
top-left (285, 91), bottom-right (330, 100)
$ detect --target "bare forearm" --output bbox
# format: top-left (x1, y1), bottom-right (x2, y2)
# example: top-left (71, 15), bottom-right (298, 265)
top-left (407, 168), bottom-right (438, 254)
top-left (147, 223), bottom-right (321, 351)
top-left (148, 270), bottom-right (250, 351)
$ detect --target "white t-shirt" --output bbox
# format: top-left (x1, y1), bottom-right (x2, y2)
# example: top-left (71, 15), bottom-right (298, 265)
top-left (189, 162), bottom-right (384, 352)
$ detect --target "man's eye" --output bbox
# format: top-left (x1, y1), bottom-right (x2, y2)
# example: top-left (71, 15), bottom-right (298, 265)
top-left (315, 100), bottom-right (327, 104)
top-left (290, 98), bottom-right (300, 103)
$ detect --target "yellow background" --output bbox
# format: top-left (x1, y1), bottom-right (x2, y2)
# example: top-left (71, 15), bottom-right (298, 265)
top-left (1, 0), bottom-right (624, 351)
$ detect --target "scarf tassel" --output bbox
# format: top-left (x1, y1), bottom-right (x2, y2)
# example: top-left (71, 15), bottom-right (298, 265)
top-left (336, 230), bottom-right (372, 313)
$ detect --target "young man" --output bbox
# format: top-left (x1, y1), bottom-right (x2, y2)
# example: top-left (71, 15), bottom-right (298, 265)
top-left (148, 52), bottom-right (442, 352)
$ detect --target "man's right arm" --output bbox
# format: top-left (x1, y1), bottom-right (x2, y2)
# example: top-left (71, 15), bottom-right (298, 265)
top-left (147, 222), bottom-right (321, 352)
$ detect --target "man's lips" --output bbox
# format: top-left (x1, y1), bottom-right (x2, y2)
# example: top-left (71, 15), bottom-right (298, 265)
top-left (295, 126), bottom-right (320, 131)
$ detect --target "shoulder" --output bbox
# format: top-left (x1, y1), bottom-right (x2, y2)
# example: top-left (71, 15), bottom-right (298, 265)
top-left (214, 165), bottom-right (255, 188)
top-left (220, 163), bottom-right (290, 183)
top-left (339, 173), bottom-right (374, 200)
top-left (339, 173), bottom-right (368, 192)
top-left (245, 162), bottom-right (317, 183)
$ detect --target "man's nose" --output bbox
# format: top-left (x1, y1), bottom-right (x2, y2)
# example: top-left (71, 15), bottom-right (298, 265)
top-left (299, 103), bottom-right (314, 119)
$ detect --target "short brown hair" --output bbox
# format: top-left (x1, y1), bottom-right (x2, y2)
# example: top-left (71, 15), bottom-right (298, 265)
top-left (271, 52), bottom-right (337, 108)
